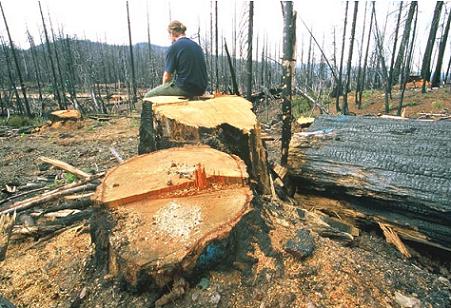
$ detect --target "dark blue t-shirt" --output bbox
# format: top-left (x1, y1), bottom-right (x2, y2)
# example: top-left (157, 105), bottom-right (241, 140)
top-left (165, 37), bottom-right (208, 96)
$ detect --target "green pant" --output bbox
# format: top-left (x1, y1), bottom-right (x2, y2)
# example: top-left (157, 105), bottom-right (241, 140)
top-left (144, 81), bottom-right (192, 98)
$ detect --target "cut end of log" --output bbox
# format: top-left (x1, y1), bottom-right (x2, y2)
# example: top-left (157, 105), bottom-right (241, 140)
top-left (93, 146), bottom-right (253, 288)
top-left (50, 109), bottom-right (81, 121)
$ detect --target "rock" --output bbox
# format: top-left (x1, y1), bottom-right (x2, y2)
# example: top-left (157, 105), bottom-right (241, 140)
top-left (284, 229), bottom-right (315, 260)
top-left (394, 291), bottom-right (421, 308)
top-left (197, 277), bottom-right (210, 290)
top-left (0, 295), bottom-right (15, 308)
top-left (210, 292), bottom-right (221, 305)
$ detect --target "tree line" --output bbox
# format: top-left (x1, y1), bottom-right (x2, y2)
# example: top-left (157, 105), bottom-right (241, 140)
top-left (0, 1), bottom-right (450, 118)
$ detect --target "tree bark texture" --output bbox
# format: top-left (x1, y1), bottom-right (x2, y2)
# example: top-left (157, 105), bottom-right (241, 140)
top-left (280, 1), bottom-right (296, 166)
top-left (288, 115), bottom-right (451, 250)
top-left (431, 8), bottom-right (451, 87)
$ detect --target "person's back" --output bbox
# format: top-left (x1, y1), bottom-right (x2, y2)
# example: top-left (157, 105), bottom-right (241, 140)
top-left (144, 20), bottom-right (208, 98)
top-left (166, 37), bottom-right (207, 96)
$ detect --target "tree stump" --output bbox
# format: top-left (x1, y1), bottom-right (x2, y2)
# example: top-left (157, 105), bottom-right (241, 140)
top-left (143, 95), bottom-right (271, 194)
top-left (50, 109), bottom-right (81, 121)
top-left (92, 146), bottom-right (253, 289)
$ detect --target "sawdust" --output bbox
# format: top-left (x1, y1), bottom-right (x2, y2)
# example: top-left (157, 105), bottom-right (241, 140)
top-left (153, 201), bottom-right (202, 239)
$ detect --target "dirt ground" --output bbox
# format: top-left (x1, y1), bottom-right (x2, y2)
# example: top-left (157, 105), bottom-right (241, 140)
top-left (1, 88), bottom-right (450, 307)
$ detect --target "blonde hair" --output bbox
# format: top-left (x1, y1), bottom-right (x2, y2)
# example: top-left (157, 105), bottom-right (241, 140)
top-left (168, 20), bottom-right (187, 35)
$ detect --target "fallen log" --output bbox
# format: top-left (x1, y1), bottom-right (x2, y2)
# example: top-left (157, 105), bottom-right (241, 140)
top-left (92, 146), bottom-right (253, 290)
top-left (144, 95), bottom-right (271, 194)
top-left (288, 115), bottom-right (451, 250)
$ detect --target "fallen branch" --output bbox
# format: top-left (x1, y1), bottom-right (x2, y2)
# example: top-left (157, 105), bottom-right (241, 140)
top-left (39, 156), bottom-right (91, 179)
top-left (0, 186), bottom-right (48, 205)
top-left (0, 173), bottom-right (103, 215)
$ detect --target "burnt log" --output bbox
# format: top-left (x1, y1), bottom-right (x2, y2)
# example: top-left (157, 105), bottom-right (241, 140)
top-left (288, 115), bottom-right (451, 250)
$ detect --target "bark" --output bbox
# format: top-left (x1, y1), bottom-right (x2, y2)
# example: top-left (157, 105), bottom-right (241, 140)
top-left (335, 1), bottom-right (349, 112)
top-left (138, 101), bottom-right (156, 154)
top-left (387, 2), bottom-right (403, 98)
top-left (421, 1), bottom-right (444, 93)
top-left (126, 1), bottom-right (137, 106)
top-left (398, 4), bottom-right (418, 116)
top-left (431, 8), bottom-right (451, 87)
top-left (393, 2), bottom-right (417, 85)
top-left (215, 1), bottom-right (219, 92)
top-left (224, 39), bottom-right (240, 95)
top-left (342, 1), bottom-right (359, 114)
top-left (280, 1), bottom-right (296, 166)
top-left (288, 115), bottom-right (451, 251)
top-left (245, 1), bottom-right (254, 99)
top-left (354, 2), bottom-right (368, 108)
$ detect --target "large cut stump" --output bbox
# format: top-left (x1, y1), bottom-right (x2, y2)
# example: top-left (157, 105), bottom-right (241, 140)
top-left (143, 95), bottom-right (271, 194)
top-left (92, 146), bottom-right (252, 289)
top-left (288, 115), bottom-right (451, 251)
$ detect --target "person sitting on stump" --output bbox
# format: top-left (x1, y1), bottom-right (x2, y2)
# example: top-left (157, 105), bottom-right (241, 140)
top-left (144, 20), bottom-right (208, 98)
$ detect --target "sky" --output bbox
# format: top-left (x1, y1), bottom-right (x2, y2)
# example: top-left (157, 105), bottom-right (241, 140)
top-left (0, 0), bottom-right (448, 72)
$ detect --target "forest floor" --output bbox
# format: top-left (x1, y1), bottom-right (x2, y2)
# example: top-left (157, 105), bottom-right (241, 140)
top-left (0, 86), bottom-right (450, 307)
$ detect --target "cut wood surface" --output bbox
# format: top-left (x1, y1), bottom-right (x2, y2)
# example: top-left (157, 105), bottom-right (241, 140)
top-left (288, 115), bottom-right (451, 250)
top-left (93, 146), bottom-right (253, 288)
top-left (151, 95), bottom-right (256, 132)
top-left (50, 109), bottom-right (81, 121)
top-left (93, 146), bottom-right (248, 206)
top-left (144, 95), bottom-right (271, 194)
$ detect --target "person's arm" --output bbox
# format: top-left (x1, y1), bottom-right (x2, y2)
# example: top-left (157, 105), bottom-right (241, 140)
top-left (162, 71), bottom-right (173, 84)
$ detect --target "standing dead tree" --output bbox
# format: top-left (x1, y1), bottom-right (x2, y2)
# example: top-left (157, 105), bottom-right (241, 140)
top-left (342, 1), bottom-right (358, 114)
top-left (393, 1), bottom-right (417, 86)
top-left (126, 1), bottom-right (137, 107)
top-left (421, 1), bottom-right (444, 93)
top-left (335, 1), bottom-right (349, 113)
top-left (387, 2), bottom-right (403, 98)
top-left (0, 1), bottom-right (31, 116)
top-left (398, 3), bottom-right (418, 116)
top-left (357, 6), bottom-right (374, 109)
top-left (38, 1), bottom-right (63, 110)
top-left (280, 1), bottom-right (296, 166)
top-left (431, 7), bottom-right (451, 87)
top-left (245, 1), bottom-right (254, 100)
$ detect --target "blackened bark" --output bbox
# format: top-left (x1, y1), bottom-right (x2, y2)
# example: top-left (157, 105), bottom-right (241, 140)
top-left (387, 2), bottom-right (403, 98)
top-left (342, 1), bottom-right (358, 114)
top-left (335, 1), bottom-right (349, 112)
top-left (245, 1), bottom-right (254, 100)
top-left (280, 1), bottom-right (296, 166)
top-left (431, 9), bottom-right (451, 87)
top-left (126, 1), bottom-right (137, 106)
top-left (393, 1), bottom-right (417, 85)
top-left (224, 40), bottom-right (240, 95)
top-left (421, 1), bottom-right (444, 93)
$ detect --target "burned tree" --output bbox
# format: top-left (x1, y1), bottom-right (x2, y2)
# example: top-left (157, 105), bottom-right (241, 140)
top-left (431, 8), bottom-right (451, 87)
top-left (335, 1), bottom-right (349, 113)
top-left (342, 1), bottom-right (358, 114)
top-left (421, 1), bottom-right (444, 93)
top-left (280, 1), bottom-right (296, 166)
top-left (245, 1), bottom-right (254, 100)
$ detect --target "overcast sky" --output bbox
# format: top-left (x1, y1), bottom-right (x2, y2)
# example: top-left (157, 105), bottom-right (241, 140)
top-left (0, 0), bottom-right (448, 72)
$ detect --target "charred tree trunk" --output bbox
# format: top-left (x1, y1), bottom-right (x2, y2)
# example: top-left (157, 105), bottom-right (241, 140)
top-left (224, 39), bottom-right (240, 95)
top-left (387, 2), bottom-right (403, 98)
top-left (421, 1), bottom-right (444, 93)
top-left (393, 1), bottom-right (417, 86)
top-left (27, 31), bottom-right (44, 113)
top-left (280, 1), bottom-right (296, 166)
top-left (398, 4), bottom-right (418, 116)
top-left (215, 1), bottom-right (219, 92)
top-left (335, 1), bottom-right (349, 113)
top-left (354, 2), bottom-right (368, 108)
top-left (245, 1), bottom-right (254, 100)
top-left (126, 1), bottom-right (137, 107)
top-left (431, 8), bottom-right (451, 87)
top-left (288, 115), bottom-right (451, 251)
top-left (357, 8), bottom-right (374, 109)
top-left (342, 1), bottom-right (358, 114)
top-left (0, 1), bottom-right (31, 117)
